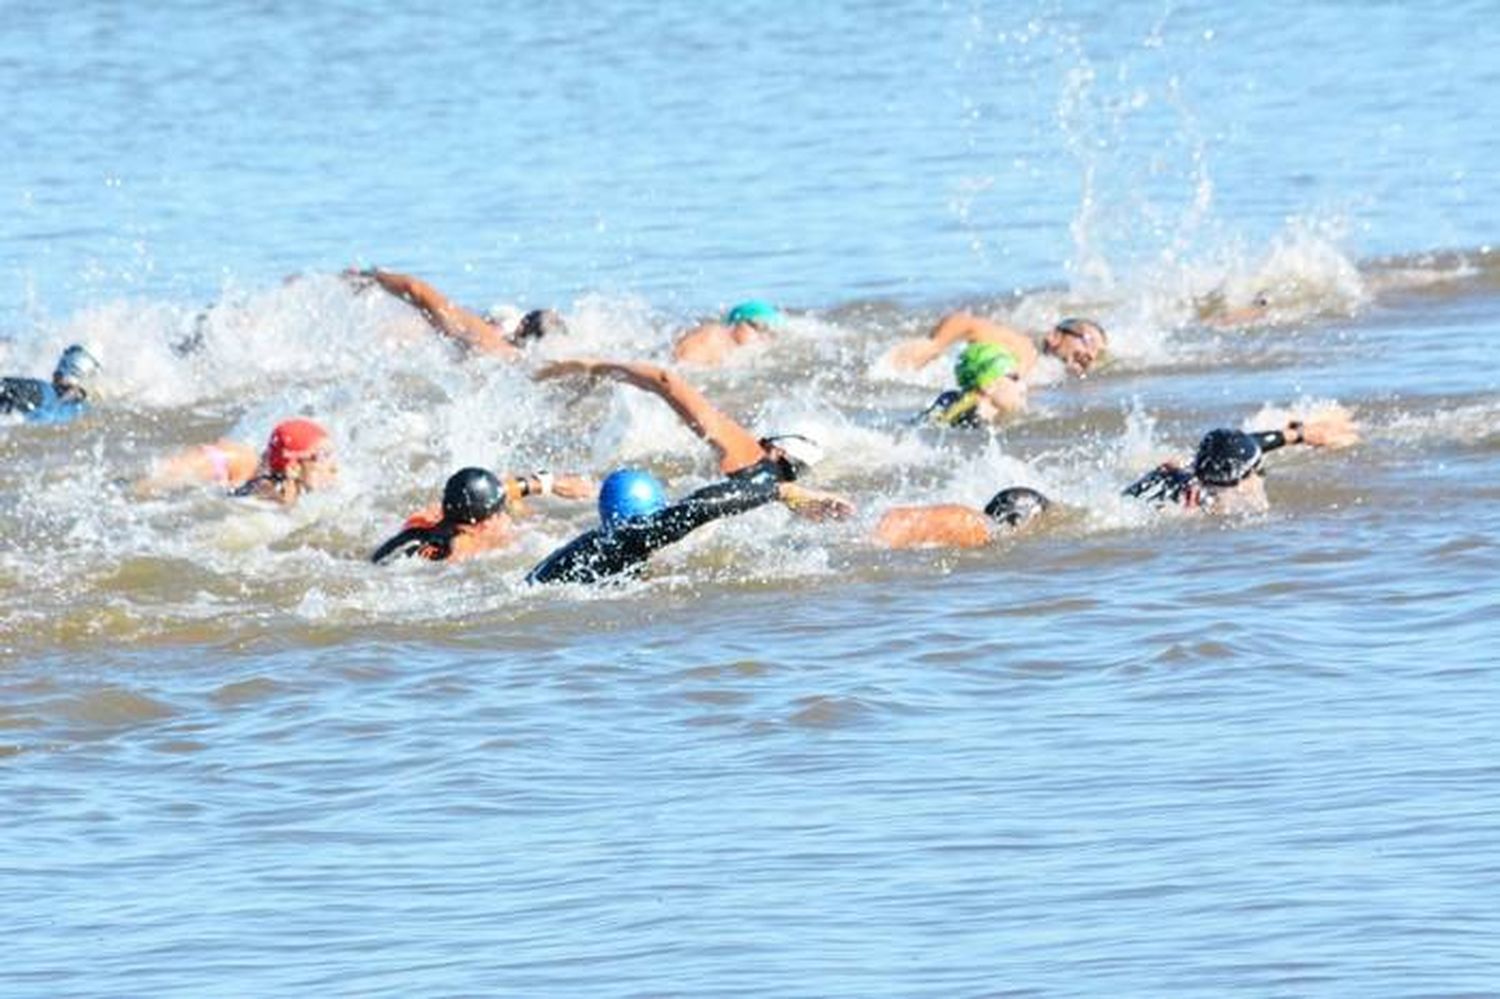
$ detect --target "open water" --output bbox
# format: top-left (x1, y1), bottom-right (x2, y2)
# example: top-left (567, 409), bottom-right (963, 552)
top-left (3, 2), bottom-right (1499, 995)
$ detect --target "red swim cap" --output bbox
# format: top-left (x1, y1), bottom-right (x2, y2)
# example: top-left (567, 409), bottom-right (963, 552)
top-left (265, 419), bottom-right (330, 473)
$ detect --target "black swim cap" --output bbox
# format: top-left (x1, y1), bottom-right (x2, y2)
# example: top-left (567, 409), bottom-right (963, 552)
top-left (515, 309), bottom-right (567, 342)
top-left (983, 487), bottom-right (1051, 528)
top-left (1192, 429), bottom-right (1263, 487)
top-left (442, 467), bottom-right (505, 524)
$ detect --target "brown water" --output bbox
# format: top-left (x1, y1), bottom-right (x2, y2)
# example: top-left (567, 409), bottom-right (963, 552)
top-left (4, 254), bottom-right (1498, 995)
top-left (5, 1), bottom-right (1500, 989)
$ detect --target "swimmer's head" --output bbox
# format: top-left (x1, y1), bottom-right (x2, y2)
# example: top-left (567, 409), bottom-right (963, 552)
top-left (514, 309), bottom-right (568, 343)
top-left (983, 487), bottom-right (1051, 529)
top-left (442, 467), bottom-right (505, 525)
top-left (52, 344), bottom-right (102, 396)
top-left (724, 300), bottom-right (785, 331)
top-left (265, 419), bottom-right (334, 485)
top-left (757, 433), bottom-right (824, 482)
top-left (1192, 429), bottom-right (1263, 487)
top-left (954, 342), bottom-right (1016, 391)
top-left (598, 468), bottom-right (667, 527)
top-left (1042, 318), bottom-right (1107, 376)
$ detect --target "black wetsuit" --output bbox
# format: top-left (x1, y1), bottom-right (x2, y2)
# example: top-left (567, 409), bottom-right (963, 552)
top-left (1249, 429), bottom-right (1290, 454)
top-left (0, 377), bottom-right (86, 423)
top-left (1123, 464), bottom-right (1205, 507)
top-left (726, 456), bottom-right (787, 487)
top-left (1123, 430), bottom-right (1291, 508)
top-left (0, 377), bottom-right (47, 415)
top-left (918, 389), bottom-right (984, 428)
top-left (527, 477), bottom-right (779, 585)
top-left (370, 522), bottom-right (457, 564)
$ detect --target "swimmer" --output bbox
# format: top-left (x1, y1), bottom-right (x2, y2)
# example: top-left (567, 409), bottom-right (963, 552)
top-left (134, 438), bottom-right (261, 495)
top-left (874, 487), bottom-right (1051, 549)
top-left (1124, 411), bottom-right (1359, 514)
top-left (917, 342), bottom-right (1029, 427)
top-left (527, 467), bottom-right (854, 586)
top-left (138, 418), bottom-right (337, 506)
top-left (889, 312), bottom-right (1108, 421)
top-left (672, 299), bottom-right (785, 366)
top-left (1196, 289), bottom-right (1273, 328)
top-left (0, 344), bottom-right (102, 424)
top-left (230, 418), bottom-right (338, 505)
top-left (371, 467), bottom-right (596, 564)
top-left (348, 267), bottom-right (566, 360)
top-left (534, 357), bottom-right (831, 488)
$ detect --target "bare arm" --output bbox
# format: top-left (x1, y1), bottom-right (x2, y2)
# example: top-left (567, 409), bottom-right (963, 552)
top-left (1250, 411), bottom-right (1361, 453)
top-left (885, 312), bottom-right (1038, 375)
top-left (500, 471), bottom-right (597, 504)
top-left (777, 483), bottom-right (856, 521)
top-left (361, 268), bottom-right (521, 359)
top-left (535, 358), bottom-right (765, 472)
top-left (133, 440), bottom-right (259, 496)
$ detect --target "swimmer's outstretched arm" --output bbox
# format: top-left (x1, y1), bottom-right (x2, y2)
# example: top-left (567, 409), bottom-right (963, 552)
top-left (534, 358), bottom-right (765, 473)
top-left (353, 268), bottom-right (520, 359)
top-left (499, 471), bottom-right (596, 504)
top-left (886, 312), bottom-right (1039, 374)
top-left (631, 480), bottom-right (851, 550)
top-left (1253, 412), bottom-right (1361, 452)
top-left (132, 440), bottom-right (260, 497)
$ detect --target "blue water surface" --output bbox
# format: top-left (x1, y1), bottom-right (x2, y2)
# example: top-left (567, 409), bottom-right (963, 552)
top-left (3, 0), bottom-right (1497, 324)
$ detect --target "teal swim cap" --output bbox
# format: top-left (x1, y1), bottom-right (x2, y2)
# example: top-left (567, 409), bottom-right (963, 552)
top-left (954, 342), bottom-right (1016, 391)
top-left (724, 300), bottom-right (784, 328)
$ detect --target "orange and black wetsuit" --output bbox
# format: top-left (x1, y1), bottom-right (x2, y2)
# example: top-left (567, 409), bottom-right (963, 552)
top-left (370, 505), bottom-right (516, 564)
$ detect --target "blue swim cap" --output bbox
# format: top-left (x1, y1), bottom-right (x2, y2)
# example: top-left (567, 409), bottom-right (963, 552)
top-left (724, 300), bottom-right (784, 328)
top-left (598, 468), bottom-right (667, 526)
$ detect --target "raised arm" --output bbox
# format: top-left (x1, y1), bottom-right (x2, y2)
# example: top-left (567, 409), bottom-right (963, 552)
top-left (359, 268), bottom-right (521, 359)
top-left (535, 358), bottom-right (765, 472)
top-left (885, 311), bottom-right (1039, 375)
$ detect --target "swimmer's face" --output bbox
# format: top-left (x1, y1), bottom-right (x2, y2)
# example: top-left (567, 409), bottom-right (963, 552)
top-left (763, 444), bottom-right (802, 482)
top-left (1211, 473), bottom-right (1269, 515)
top-left (729, 319), bottom-right (774, 345)
top-left (1044, 321), bottom-right (1106, 376)
top-left (977, 374), bottom-right (1027, 416)
top-left (292, 448), bottom-right (339, 491)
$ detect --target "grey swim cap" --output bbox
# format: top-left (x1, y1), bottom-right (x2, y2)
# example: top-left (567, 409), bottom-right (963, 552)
top-left (52, 344), bottom-right (102, 391)
top-left (983, 487), bottom-right (1051, 528)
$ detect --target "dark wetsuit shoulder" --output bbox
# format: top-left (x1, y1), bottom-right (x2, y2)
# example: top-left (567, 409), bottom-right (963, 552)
top-left (371, 524), bottom-right (453, 564)
top-left (527, 477), bottom-right (779, 585)
top-left (919, 389), bottom-right (982, 428)
top-left (1123, 464), bottom-right (1207, 508)
top-left (0, 377), bottom-right (48, 415)
top-left (727, 457), bottom-right (782, 486)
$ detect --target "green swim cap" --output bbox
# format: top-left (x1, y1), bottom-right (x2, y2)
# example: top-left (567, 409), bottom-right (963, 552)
top-left (954, 342), bottom-right (1017, 391)
top-left (724, 299), bottom-right (784, 328)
